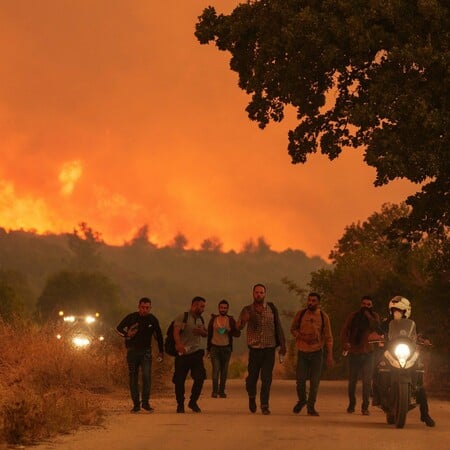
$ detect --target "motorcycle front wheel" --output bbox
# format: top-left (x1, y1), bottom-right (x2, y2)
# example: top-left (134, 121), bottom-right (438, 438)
top-left (394, 383), bottom-right (409, 428)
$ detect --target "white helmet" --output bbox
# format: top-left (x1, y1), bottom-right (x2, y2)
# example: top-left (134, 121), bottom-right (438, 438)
top-left (389, 296), bottom-right (411, 318)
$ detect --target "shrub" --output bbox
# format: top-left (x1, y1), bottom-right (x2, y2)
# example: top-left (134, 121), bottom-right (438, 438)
top-left (0, 318), bottom-right (120, 445)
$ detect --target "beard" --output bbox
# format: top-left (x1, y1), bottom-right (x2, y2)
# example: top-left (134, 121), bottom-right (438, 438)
top-left (307, 304), bottom-right (318, 311)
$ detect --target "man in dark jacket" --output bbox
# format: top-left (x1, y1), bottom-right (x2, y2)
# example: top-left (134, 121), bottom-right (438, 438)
top-left (207, 299), bottom-right (241, 398)
top-left (116, 297), bottom-right (164, 413)
top-left (340, 295), bottom-right (380, 416)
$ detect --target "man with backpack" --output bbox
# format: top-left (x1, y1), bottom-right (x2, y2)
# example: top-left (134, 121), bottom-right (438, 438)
top-left (291, 292), bottom-right (333, 416)
top-left (237, 283), bottom-right (286, 415)
top-left (172, 296), bottom-right (208, 413)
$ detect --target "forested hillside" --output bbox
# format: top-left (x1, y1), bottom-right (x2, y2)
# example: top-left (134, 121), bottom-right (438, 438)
top-left (0, 227), bottom-right (327, 329)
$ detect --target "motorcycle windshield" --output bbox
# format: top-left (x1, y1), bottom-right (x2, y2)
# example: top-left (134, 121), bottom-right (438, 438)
top-left (388, 319), bottom-right (417, 342)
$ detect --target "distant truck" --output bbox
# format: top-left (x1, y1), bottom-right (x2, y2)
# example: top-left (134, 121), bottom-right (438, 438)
top-left (56, 310), bottom-right (106, 349)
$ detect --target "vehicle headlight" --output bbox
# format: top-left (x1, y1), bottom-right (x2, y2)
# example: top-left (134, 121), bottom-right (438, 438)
top-left (85, 315), bottom-right (96, 324)
top-left (72, 335), bottom-right (91, 348)
top-left (64, 315), bottom-right (75, 322)
top-left (394, 343), bottom-right (411, 368)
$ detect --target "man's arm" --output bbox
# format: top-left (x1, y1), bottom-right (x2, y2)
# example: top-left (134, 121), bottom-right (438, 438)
top-left (116, 314), bottom-right (133, 338)
top-left (272, 303), bottom-right (286, 355)
top-left (229, 317), bottom-right (241, 338)
top-left (324, 313), bottom-right (334, 367)
top-left (340, 313), bottom-right (353, 350)
top-left (206, 316), bottom-right (214, 351)
top-left (174, 324), bottom-right (185, 355)
top-left (153, 316), bottom-right (164, 355)
top-left (290, 310), bottom-right (301, 337)
top-left (236, 306), bottom-right (250, 330)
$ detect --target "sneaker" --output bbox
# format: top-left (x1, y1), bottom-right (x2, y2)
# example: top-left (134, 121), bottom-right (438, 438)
top-left (346, 406), bottom-right (355, 413)
top-left (219, 393), bottom-right (227, 398)
top-left (261, 405), bottom-right (271, 415)
top-left (293, 401), bottom-right (306, 414)
top-left (176, 404), bottom-right (185, 413)
top-left (362, 409), bottom-right (370, 416)
top-left (211, 392), bottom-right (218, 398)
top-left (421, 414), bottom-right (436, 427)
top-left (130, 405), bottom-right (140, 413)
top-left (188, 401), bottom-right (202, 413)
top-left (307, 408), bottom-right (320, 416)
top-left (248, 397), bottom-right (257, 413)
top-left (141, 403), bottom-right (154, 413)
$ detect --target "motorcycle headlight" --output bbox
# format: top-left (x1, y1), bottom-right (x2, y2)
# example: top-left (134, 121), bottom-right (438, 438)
top-left (72, 335), bottom-right (91, 348)
top-left (394, 343), bottom-right (411, 368)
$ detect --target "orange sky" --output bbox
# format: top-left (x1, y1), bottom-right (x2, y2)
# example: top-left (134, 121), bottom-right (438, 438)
top-left (0, 0), bottom-right (417, 259)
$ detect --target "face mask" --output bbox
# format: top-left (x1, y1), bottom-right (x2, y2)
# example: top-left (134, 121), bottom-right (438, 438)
top-left (393, 310), bottom-right (403, 320)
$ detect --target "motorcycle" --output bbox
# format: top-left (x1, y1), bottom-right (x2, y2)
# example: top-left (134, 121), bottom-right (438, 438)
top-left (373, 319), bottom-right (425, 428)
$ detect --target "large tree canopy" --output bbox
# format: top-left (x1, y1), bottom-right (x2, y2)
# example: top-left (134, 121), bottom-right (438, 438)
top-left (308, 203), bottom-right (449, 348)
top-left (195, 0), bottom-right (449, 235)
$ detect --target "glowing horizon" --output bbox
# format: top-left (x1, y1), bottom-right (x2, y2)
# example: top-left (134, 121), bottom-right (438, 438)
top-left (0, 1), bottom-right (418, 260)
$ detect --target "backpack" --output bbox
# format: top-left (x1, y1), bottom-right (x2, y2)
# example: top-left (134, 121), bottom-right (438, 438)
top-left (164, 312), bottom-right (205, 356)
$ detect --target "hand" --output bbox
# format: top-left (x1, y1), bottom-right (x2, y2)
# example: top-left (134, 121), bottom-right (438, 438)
top-left (326, 355), bottom-right (334, 368)
top-left (193, 326), bottom-right (207, 337)
top-left (127, 323), bottom-right (139, 338)
top-left (240, 309), bottom-right (250, 324)
top-left (418, 337), bottom-right (432, 347)
top-left (175, 343), bottom-right (185, 355)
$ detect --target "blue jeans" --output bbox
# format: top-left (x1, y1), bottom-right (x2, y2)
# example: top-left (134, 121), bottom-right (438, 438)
top-left (127, 348), bottom-right (152, 407)
top-left (296, 349), bottom-right (323, 410)
top-left (246, 347), bottom-right (276, 407)
top-left (210, 345), bottom-right (232, 394)
top-left (348, 353), bottom-right (374, 411)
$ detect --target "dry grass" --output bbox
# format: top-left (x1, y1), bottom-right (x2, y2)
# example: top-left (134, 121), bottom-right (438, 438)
top-left (0, 318), bottom-right (128, 445)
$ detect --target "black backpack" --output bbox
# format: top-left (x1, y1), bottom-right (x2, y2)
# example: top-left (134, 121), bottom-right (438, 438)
top-left (164, 312), bottom-right (205, 356)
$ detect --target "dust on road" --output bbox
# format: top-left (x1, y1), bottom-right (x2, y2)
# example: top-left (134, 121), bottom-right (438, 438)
top-left (32, 380), bottom-right (449, 450)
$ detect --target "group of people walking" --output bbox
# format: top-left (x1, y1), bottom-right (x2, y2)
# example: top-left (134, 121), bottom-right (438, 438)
top-left (116, 284), bottom-right (435, 426)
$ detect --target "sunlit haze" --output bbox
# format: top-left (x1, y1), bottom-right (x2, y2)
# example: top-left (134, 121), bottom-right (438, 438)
top-left (0, 0), bottom-right (417, 259)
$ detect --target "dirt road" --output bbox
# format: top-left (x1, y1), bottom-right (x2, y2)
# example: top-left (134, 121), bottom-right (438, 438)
top-left (33, 380), bottom-right (449, 450)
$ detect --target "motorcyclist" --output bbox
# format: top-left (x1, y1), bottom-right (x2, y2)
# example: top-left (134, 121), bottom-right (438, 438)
top-left (375, 296), bottom-right (435, 427)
